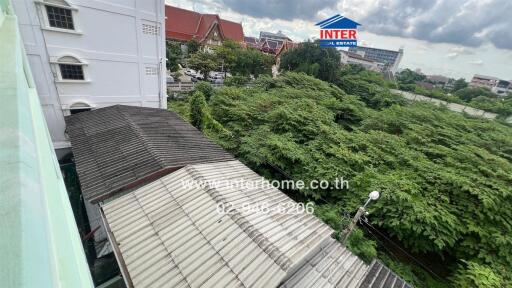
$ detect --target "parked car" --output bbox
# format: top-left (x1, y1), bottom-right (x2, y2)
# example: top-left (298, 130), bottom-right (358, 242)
top-left (195, 73), bottom-right (205, 81)
top-left (208, 75), bottom-right (224, 84)
top-left (184, 68), bottom-right (197, 76)
top-left (166, 76), bottom-right (174, 84)
top-left (209, 71), bottom-right (226, 78)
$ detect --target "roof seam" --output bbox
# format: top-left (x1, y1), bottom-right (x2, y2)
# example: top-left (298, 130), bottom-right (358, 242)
top-left (133, 181), bottom-right (193, 288)
top-left (185, 164), bottom-right (294, 272)
top-left (157, 175), bottom-right (248, 288)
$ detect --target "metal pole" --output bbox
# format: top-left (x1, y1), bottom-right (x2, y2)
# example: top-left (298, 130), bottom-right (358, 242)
top-left (341, 206), bottom-right (365, 244)
top-left (341, 191), bottom-right (380, 245)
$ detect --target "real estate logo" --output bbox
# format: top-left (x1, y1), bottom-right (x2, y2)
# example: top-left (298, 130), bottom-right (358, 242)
top-left (315, 14), bottom-right (361, 47)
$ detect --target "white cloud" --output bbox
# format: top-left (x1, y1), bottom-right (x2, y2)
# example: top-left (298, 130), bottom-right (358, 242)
top-left (468, 59), bottom-right (484, 65)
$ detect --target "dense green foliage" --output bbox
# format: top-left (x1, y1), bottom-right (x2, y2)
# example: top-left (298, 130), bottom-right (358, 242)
top-left (194, 81), bottom-right (214, 101)
top-left (189, 51), bottom-right (218, 79)
top-left (186, 40), bottom-right (273, 78)
top-left (189, 91), bottom-right (207, 130)
top-left (451, 261), bottom-right (506, 288)
top-left (280, 41), bottom-right (341, 82)
top-left (169, 70), bottom-right (512, 286)
top-left (395, 68), bottom-right (426, 84)
top-left (452, 78), bottom-right (468, 92)
top-left (166, 40), bottom-right (182, 72)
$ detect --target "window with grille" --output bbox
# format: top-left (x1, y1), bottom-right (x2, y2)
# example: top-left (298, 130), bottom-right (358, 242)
top-left (46, 5), bottom-right (74, 30)
top-left (59, 64), bottom-right (84, 80)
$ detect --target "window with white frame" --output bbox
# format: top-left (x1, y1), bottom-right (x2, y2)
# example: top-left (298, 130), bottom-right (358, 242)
top-left (45, 5), bottom-right (74, 30)
top-left (54, 56), bottom-right (87, 81)
top-left (37, 0), bottom-right (79, 32)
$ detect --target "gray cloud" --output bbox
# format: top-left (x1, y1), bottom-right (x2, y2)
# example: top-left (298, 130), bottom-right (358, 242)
top-left (221, 0), bottom-right (337, 21)
top-left (218, 0), bottom-right (512, 50)
top-left (341, 0), bottom-right (512, 49)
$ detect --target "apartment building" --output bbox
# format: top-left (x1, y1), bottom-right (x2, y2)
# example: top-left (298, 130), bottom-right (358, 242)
top-left (340, 50), bottom-right (383, 72)
top-left (470, 74), bottom-right (511, 96)
top-left (12, 0), bottom-right (166, 156)
top-left (348, 46), bottom-right (403, 74)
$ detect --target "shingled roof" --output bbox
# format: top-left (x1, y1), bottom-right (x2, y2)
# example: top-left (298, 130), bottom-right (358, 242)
top-left (65, 105), bottom-right (234, 203)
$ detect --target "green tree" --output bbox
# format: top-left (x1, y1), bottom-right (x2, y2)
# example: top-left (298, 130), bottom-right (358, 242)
top-left (189, 91), bottom-right (207, 130)
top-left (452, 78), bottom-right (468, 91)
top-left (280, 41), bottom-right (340, 82)
top-left (186, 40), bottom-right (200, 55)
top-left (189, 51), bottom-right (218, 79)
top-left (395, 68), bottom-right (426, 84)
top-left (451, 261), bottom-right (504, 288)
top-left (454, 87), bottom-right (496, 101)
top-left (166, 41), bottom-right (182, 72)
top-left (214, 40), bottom-right (240, 73)
top-left (195, 81), bottom-right (214, 101)
top-left (233, 48), bottom-right (274, 77)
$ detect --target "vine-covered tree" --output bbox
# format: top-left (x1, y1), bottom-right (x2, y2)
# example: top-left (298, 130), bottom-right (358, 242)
top-left (189, 91), bottom-right (207, 130)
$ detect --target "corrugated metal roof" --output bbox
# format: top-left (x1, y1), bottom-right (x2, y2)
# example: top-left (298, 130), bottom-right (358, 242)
top-left (102, 160), bottom-right (414, 288)
top-left (65, 105), bottom-right (234, 203)
top-left (102, 160), bottom-right (335, 288)
top-left (359, 261), bottom-right (412, 288)
top-left (280, 238), bottom-right (368, 288)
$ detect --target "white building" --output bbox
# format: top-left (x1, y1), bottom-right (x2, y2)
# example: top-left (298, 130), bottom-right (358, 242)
top-left (340, 50), bottom-right (382, 72)
top-left (348, 46), bottom-right (403, 74)
top-left (13, 0), bottom-right (166, 156)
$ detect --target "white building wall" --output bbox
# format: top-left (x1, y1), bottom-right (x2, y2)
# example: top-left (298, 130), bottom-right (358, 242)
top-left (13, 0), bottom-right (166, 149)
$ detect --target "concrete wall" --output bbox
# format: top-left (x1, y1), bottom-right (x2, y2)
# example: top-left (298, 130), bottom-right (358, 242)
top-left (13, 0), bottom-right (166, 149)
top-left (391, 89), bottom-right (498, 120)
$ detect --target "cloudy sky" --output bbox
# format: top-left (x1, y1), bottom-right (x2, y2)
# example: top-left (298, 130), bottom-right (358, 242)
top-left (167, 0), bottom-right (512, 80)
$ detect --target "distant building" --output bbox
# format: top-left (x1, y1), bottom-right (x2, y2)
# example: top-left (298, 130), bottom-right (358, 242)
top-left (348, 46), bottom-right (404, 73)
top-left (470, 74), bottom-right (511, 96)
top-left (165, 6), bottom-right (244, 47)
top-left (469, 74), bottom-right (499, 89)
top-left (259, 30), bottom-right (293, 54)
top-left (427, 75), bottom-right (455, 90)
top-left (493, 80), bottom-right (511, 96)
top-left (13, 0), bottom-right (166, 155)
top-left (340, 50), bottom-right (383, 72)
top-left (275, 41), bottom-right (299, 69)
top-left (244, 36), bottom-right (261, 49)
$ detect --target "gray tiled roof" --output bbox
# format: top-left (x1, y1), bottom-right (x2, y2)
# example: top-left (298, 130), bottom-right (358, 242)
top-left (101, 160), bottom-right (335, 288)
top-left (65, 105), bottom-right (234, 203)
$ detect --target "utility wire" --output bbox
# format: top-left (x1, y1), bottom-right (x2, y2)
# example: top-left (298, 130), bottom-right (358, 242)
top-left (360, 218), bottom-right (445, 282)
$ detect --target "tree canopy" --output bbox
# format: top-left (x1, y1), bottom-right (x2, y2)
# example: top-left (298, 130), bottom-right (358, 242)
top-left (279, 41), bottom-right (341, 82)
top-left (170, 70), bottom-right (512, 287)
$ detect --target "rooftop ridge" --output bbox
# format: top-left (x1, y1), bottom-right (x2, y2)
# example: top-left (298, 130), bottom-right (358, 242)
top-left (116, 105), bottom-right (167, 171)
